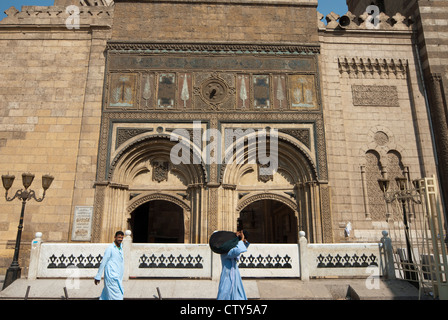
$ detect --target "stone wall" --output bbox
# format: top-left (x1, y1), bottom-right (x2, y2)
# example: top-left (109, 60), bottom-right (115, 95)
top-left (0, 5), bottom-right (113, 274)
top-left (413, 0), bottom-right (448, 216)
top-left (347, 0), bottom-right (448, 216)
top-left (111, 0), bottom-right (318, 44)
top-left (0, 0), bottom-right (443, 276)
top-left (318, 10), bottom-right (437, 241)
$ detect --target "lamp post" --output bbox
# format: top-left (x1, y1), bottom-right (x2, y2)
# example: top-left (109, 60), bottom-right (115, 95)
top-left (378, 176), bottom-right (421, 286)
top-left (1, 173), bottom-right (54, 290)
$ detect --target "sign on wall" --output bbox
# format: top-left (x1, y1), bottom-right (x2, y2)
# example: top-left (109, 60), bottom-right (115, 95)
top-left (71, 206), bottom-right (94, 241)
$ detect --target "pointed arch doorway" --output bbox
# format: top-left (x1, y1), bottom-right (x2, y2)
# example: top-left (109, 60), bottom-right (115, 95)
top-left (130, 200), bottom-right (185, 243)
top-left (238, 199), bottom-right (298, 243)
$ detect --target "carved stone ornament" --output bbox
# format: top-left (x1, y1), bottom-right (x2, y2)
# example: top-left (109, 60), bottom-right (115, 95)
top-left (80, 0), bottom-right (114, 6)
top-left (320, 11), bottom-right (413, 31)
top-left (258, 163), bottom-right (274, 183)
top-left (339, 57), bottom-right (408, 79)
top-left (278, 129), bottom-right (311, 149)
top-left (352, 85), bottom-right (399, 107)
top-left (201, 78), bottom-right (228, 104)
top-left (152, 161), bottom-right (170, 183)
top-left (116, 128), bottom-right (153, 149)
top-left (106, 42), bottom-right (320, 55)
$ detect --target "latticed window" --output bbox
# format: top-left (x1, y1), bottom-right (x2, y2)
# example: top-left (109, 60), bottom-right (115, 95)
top-left (365, 150), bottom-right (386, 220)
top-left (365, 149), bottom-right (406, 221)
top-left (386, 150), bottom-right (406, 220)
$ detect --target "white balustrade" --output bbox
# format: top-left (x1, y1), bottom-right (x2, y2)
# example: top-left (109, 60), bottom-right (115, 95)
top-left (28, 231), bottom-right (388, 281)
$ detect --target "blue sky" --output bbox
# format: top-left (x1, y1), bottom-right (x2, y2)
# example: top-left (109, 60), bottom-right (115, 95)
top-left (0, 0), bottom-right (348, 21)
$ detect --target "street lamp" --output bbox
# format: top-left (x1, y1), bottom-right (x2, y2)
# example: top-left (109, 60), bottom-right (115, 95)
top-left (378, 176), bottom-right (421, 286)
top-left (1, 173), bottom-right (54, 290)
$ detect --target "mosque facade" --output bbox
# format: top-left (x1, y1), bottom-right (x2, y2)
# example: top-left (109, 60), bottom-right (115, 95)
top-left (0, 0), bottom-right (445, 275)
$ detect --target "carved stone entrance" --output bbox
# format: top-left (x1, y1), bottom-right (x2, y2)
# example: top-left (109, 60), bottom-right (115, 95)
top-left (130, 200), bottom-right (184, 243)
top-left (92, 43), bottom-right (333, 244)
top-left (93, 134), bottom-right (203, 243)
top-left (239, 199), bottom-right (298, 243)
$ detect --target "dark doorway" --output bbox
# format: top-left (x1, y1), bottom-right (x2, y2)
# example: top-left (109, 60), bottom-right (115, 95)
top-left (239, 200), bottom-right (298, 243)
top-left (130, 200), bottom-right (184, 243)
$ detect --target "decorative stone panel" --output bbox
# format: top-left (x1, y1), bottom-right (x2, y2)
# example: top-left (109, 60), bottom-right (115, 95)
top-left (352, 85), bottom-right (399, 107)
top-left (338, 57), bottom-right (408, 79)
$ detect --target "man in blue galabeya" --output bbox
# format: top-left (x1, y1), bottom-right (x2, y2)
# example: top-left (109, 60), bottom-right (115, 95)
top-left (94, 231), bottom-right (125, 300)
top-left (217, 230), bottom-right (250, 300)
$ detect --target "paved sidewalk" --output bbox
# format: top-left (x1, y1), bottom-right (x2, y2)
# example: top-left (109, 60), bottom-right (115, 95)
top-left (0, 277), bottom-right (423, 300)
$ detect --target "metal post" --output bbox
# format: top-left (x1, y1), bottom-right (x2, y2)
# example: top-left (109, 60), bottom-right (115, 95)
top-left (2, 200), bottom-right (27, 290)
top-left (156, 287), bottom-right (162, 300)
top-left (24, 286), bottom-right (31, 300)
top-left (401, 199), bottom-right (418, 285)
top-left (378, 177), bottom-right (421, 287)
top-left (380, 231), bottom-right (396, 280)
top-left (1, 173), bottom-right (53, 290)
top-left (423, 176), bottom-right (448, 299)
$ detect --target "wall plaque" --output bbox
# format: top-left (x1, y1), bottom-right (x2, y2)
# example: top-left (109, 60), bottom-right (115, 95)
top-left (253, 75), bottom-right (270, 109)
top-left (109, 73), bottom-right (138, 108)
top-left (352, 85), bottom-right (399, 107)
top-left (289, 74), bottom-right (318, 109)
top-left (72, 206), bottom-right (94, 241)
top-left (157, 73), bottom-right (176, 108)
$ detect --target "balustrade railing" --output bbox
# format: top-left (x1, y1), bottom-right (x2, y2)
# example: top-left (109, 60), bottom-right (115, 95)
top-left (28, 230), bottom-right (389, 281)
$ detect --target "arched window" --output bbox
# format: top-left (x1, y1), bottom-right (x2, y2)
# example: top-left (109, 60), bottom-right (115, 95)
top-left (365, 150), bottom-right (386, 220)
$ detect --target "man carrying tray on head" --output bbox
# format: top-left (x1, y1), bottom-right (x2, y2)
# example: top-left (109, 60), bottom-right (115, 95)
top-left (213, 229), bottom-right (250, 300)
